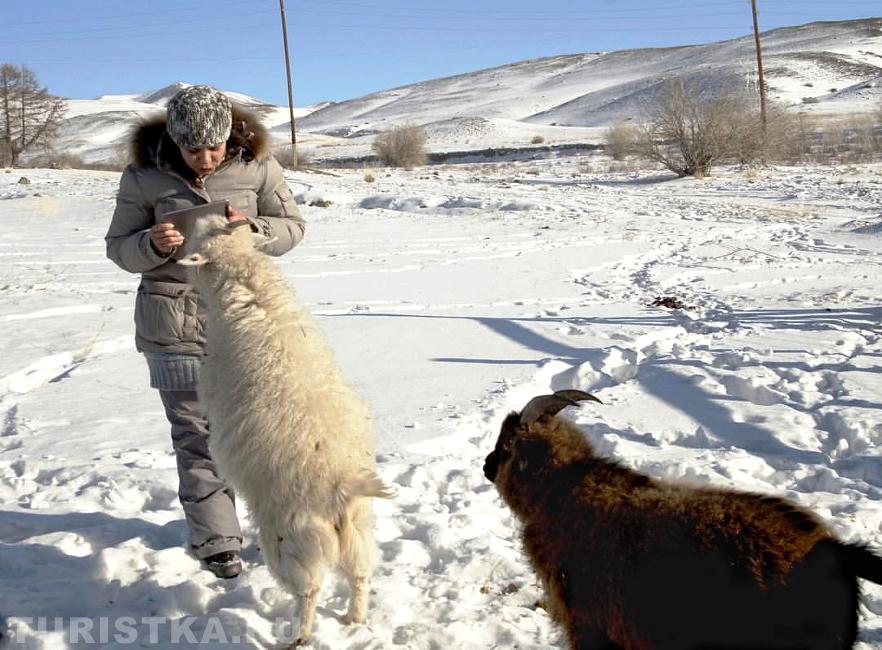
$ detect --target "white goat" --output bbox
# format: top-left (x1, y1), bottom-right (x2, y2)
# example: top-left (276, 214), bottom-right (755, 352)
top-left (179, 215), bottom-right (393, 645)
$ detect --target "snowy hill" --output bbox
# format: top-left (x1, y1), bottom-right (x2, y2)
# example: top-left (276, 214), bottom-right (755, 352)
top-left (300, 17), bottom-right (882, 139)
top-left (49, 17), bottom-right (882, 164)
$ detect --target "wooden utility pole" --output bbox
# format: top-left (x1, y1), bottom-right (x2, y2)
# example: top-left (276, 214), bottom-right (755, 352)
top-left (20, 69), bottom-right (27, 153)
top-left (750, 0), bottom-right (767, 145)
top-left (279, 0), bottom-right (297, 150)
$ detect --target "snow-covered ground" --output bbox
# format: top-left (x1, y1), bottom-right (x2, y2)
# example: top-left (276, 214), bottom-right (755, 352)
top-left (1, 158), bottom-right (882, 648)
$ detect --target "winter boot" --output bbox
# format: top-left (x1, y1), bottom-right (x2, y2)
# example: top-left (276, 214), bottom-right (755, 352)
top-left (204, 550), bottom-right (242, 579)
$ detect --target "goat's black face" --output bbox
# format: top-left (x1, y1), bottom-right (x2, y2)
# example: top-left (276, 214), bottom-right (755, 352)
top-left (484, 413), bottom-right (521, 483)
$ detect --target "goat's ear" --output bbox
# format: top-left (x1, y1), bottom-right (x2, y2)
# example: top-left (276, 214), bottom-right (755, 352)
top-left (500, 413), bottom-right (521, 452)
top-left (514, 437), bottom-right (549, 476)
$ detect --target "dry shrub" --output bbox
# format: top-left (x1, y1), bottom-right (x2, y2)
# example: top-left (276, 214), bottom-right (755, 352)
top-left (606, 159), bottom-right (645, 173)
top-left (604, 121), bottom-right (640, 161)
top-left (768, 112), bottom-right (813, 163)
top-left (531, 135), bottom-right (545, 144)
top-left (372, 123), bottom-right (427, 169)
top-left (726, 103), bottom-right (802, 165)
top-left (275, 146), bottom-right (312, 170)
top-left (83, 160), bottom-right (127, 172)
top-left (774, 113), bottom-right (882, 164)
top-left (27, 151), bottom-right (85, 169)
top-left (577, 159), bottom-right (599, 174)
top-left (831, 115), bottom-right (882, 162)
top-left (772, 113), bottom-right (818, 163)
top-left (363, 169), bottom-right (376, 183)
top-left (23, 150), bottom-right (126, 171)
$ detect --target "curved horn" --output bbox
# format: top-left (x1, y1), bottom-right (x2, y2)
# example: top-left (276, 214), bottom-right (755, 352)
top-left (519, 390), bottom-right (602, 425)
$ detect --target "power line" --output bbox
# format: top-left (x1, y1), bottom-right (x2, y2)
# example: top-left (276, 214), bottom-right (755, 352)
top-left (0, 16), bottom-right (763, 65)
top-left (761, 0), bottom-right (880, 4)
top-left (3, 30), bottom-right (761, 66)
top-left (283, 22), bottom-right (752, 34)
top-left (0, 19), bottom-right (758, 47)
top-left (294, 0), bottom-right (877, 16)
top-left (0, 22), bottom-right (278, 46)
top-left (2, 11), bottom-right (276, 40)
top-left (294, 0), bottom-right (749, 15)
top-left (1, 0), bottom-right (266, 28)
top-left (287, 8), bottom-right (754, 23)
top-left (11, 56), bottom-right (282, 64)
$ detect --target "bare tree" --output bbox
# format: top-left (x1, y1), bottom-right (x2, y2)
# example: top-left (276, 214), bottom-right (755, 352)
top-left (637, 79), bottom-right (751, 177)
top-left (0, 64), bottom-right (66, 167)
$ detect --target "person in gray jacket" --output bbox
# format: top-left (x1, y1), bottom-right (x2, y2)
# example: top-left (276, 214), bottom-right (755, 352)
top-left (105, 85), bottom-right (305, 578)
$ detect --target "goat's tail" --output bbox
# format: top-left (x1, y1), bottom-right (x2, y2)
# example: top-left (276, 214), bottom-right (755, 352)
top-left (842, 543), bottom-right (882, 585)
top-left (335, 468), bottom-right (397, 511)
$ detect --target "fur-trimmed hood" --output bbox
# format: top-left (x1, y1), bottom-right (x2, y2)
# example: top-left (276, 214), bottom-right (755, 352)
top-left (129, 104), bottom-right (272, 170)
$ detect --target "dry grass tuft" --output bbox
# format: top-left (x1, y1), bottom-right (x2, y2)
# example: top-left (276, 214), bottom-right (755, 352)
top-left (274, 146), bottom-right (312, 170)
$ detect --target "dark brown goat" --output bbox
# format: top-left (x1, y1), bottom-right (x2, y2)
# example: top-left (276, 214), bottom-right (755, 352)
top-left (484, 390), bottom-right (882, 650)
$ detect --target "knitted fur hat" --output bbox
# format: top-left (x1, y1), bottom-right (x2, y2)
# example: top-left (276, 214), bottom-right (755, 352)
top-left (166, 85), bottom-right (233, 148)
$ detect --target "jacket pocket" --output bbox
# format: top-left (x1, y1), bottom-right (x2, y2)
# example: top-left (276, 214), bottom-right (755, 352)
top-left (274, 185), bottom-right (297, 217)
top-left (181, 291), bottom-right (203, 343)
top-left (136, 280), bottom-right (191, 347)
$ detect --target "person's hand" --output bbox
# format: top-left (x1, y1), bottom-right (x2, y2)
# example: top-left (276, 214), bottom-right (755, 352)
top-left (226, 203), bottom-right (257, 232)
top-left (226, 203), bottom-right (247, 223)
top-left (150, 222), bottom-right (183, 254)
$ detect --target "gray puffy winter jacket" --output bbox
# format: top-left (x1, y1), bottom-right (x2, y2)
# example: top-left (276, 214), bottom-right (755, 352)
top-left (105, 105), bottom-right (306, 354)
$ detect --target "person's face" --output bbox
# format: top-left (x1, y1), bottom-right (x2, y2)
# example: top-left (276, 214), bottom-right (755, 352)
top-left (179, 142), bottom-right (226, 176)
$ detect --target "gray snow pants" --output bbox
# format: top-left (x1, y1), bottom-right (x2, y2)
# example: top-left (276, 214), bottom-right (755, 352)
top-left (158, 390), bottom-right (242, 559)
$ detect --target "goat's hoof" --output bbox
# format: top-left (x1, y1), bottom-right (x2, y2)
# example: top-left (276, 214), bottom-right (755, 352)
top-left (343, 613), bottom-right (366, 625)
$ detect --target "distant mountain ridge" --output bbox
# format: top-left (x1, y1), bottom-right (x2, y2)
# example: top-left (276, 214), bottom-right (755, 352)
top-left (300, 17), bottom-right (882, 136)
top-left (51, 17), bottom-right (882, 164)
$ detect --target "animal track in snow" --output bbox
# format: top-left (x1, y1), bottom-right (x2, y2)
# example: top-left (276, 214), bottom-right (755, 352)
top-left (2, 404), bottom-right (19, 438)
top-left (0, 335), bottom-right (131, 395)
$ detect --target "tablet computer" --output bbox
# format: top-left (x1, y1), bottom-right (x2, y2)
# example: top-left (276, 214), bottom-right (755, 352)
top-left (159, 200), bottom-right (230, 258)
top-left (160, 199), bottom-right (229, 232)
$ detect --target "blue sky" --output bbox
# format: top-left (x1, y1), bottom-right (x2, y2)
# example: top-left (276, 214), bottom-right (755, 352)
top-left (1, 0), bottom-right (879, 106)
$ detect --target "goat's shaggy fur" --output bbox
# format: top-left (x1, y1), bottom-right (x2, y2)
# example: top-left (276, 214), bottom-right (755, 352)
top-left (182, 217), bottom-right (391, 645)
top-left (484, 391), bottom-right (882, 650)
